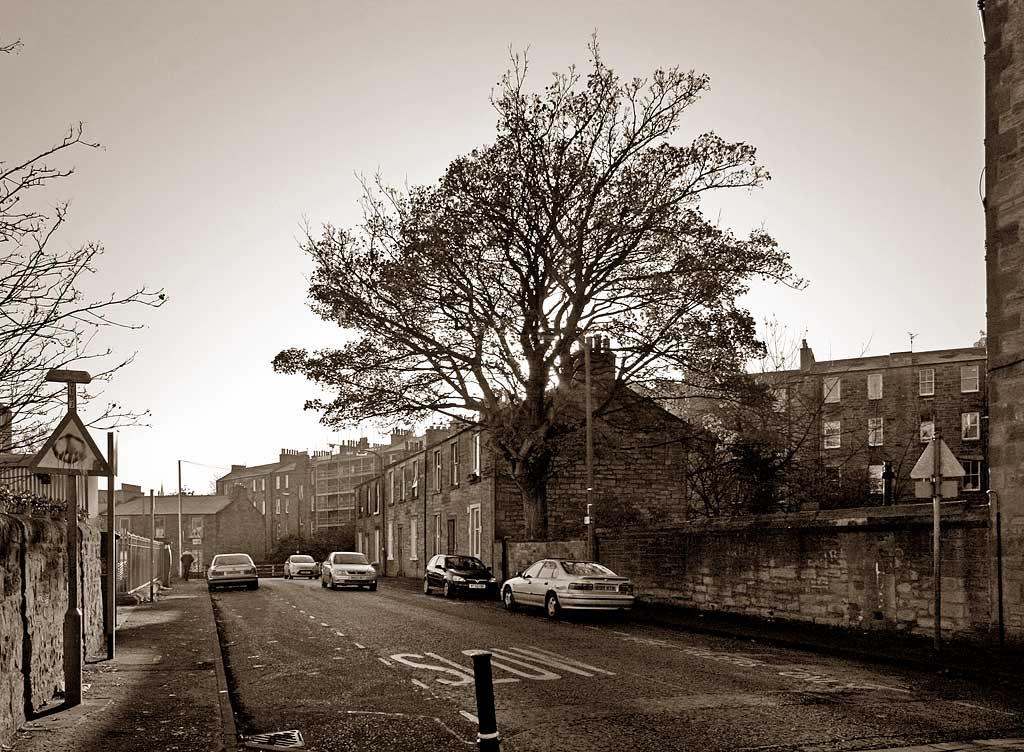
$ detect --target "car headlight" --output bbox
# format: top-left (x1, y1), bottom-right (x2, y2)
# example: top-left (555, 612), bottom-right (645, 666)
top-left (488, 577), bottom-right (496, 583)
top-left (451, 575), bottom-right (465, 583)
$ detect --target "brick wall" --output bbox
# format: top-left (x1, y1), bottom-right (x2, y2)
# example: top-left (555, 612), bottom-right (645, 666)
top-left (600, 503), bottom-right (994, 640)
top-left (985, 0), bottom-right (1024, 640)
top-left (211, 491), bottom-right (267, 562)
top-left (0, 515), bottom-right (105, 748)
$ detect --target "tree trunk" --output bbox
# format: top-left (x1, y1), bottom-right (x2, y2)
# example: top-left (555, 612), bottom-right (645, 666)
top-left (522, 481), bottom-right (548, 540)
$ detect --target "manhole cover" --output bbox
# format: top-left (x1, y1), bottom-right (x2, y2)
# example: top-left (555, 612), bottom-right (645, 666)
top-left (240, 729), bottom-right (305, 750)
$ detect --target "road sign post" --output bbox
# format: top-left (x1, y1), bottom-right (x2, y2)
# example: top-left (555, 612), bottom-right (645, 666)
top-left (909, 434), bottom-right (965, 652)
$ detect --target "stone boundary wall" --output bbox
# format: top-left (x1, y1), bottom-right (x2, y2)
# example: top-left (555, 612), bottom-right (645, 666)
top-left (0, 515), bottom-right (105, 748)
top-left (500, 539), bottom-right (589, 579)
top-left (599, 503), bottom-right (994, 641)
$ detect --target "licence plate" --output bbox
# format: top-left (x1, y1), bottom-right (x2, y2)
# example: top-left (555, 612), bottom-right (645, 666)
top-left (595, 584), bottom-right (617, 591)
top-left (469, 584), bottom-right (486, 589)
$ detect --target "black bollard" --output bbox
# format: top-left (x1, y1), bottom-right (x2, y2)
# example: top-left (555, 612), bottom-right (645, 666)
top-left (469, 651), bottom-right (500, 751)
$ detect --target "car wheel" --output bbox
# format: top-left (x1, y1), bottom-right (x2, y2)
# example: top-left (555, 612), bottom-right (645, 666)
top-left (249, 583), bottom-right (259, 590)
top-left (369, 582), bottom-right (377, 592)
top-left (502, 586), bottom-right (516, 611)
top-left (443, 580), bottom-right (453, 599)
top-left (545, 593), bottom-right (560, 619)
top-left (423, 578), bottom-right (432, 595)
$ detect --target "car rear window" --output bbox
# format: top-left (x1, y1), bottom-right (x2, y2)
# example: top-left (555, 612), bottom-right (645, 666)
top-left (559, 561), bottom-right (615, 576)
top-left (333, 553), bottom-right (369, 565)
top-left (291, 556), bottom-right (314, 563)
top-left (213, 554), bottom-right (252, 566)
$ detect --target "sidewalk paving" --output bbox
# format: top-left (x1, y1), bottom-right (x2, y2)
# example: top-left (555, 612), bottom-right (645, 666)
top-left (10, 579), bottom-right (235, 752)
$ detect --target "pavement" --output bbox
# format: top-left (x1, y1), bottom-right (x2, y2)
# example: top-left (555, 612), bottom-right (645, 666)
top-left (9, 578), bottom-right (235, 752)
top-left (8, 575), bottom-right (1024, 752)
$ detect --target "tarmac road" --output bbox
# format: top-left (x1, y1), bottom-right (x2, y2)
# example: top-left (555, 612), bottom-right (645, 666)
top-left (211, 577), bottom-right (1024, 752)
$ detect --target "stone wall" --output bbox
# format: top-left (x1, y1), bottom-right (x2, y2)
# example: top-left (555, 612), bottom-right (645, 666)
top-left (502, 539), bottom-right (589, 580)
top-left (600, 503), bottom-right (994, 640)
top-left (0, 515), bottom-right (106, 749)
top-left (985, 0), bottom-right (1024, 641)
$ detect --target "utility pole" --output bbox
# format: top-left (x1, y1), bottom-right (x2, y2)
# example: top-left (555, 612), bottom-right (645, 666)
top-left (149, 489), bottom-right (156, 603)
top-left (105, 432), bottom-right (116, 660)
top-left (177, 460), bottom-right (183, 579)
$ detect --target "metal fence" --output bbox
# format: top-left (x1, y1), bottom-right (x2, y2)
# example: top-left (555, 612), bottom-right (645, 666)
top-left (116, 531), bottom-right (171, 594)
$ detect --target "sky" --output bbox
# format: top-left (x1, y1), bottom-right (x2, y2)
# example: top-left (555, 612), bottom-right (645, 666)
top-left (2, 1), bottom-right (987, 494)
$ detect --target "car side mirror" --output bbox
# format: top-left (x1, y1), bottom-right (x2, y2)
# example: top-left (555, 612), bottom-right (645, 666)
top-left (371, 562), bottom-right (380, 569)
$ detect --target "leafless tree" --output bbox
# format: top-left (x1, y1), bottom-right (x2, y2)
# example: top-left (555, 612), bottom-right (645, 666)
top-left (1, 38), bottom-right (165, 454)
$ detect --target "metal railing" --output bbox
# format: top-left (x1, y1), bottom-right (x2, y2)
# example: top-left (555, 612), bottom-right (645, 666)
top-left (116, 531), bottom-right (171, 594)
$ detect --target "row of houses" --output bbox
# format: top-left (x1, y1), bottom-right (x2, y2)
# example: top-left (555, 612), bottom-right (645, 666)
top-left (101, 337), bottom-right (990, 575)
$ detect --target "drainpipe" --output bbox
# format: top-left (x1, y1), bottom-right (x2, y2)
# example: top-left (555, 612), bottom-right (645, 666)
top-left (989, 488), bottom-right (1004, 646)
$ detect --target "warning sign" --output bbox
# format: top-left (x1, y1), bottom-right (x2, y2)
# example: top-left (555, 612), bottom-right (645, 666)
top-left (30, 412), bottom-right (111, 476)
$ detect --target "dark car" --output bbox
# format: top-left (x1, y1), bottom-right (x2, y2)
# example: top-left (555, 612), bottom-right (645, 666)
top-left (423, 554), bottom-right (497, 599)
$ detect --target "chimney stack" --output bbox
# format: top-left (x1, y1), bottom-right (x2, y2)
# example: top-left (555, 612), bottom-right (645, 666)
top-left (0, 406), bottom-right (11, 452)
top-left (799, 339), bottom-right (816, 372)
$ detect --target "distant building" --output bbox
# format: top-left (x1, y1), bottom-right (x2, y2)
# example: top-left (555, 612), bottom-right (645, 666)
top-left (215, 449), bottom-right (314, 552)
top-left (112, 486), bottom-right (265, 572)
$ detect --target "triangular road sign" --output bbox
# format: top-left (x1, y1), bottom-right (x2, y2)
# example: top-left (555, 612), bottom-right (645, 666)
top-left (910, 438), bottom-right (965, 479)
top-left (30, 412), bottom-right (111, 476)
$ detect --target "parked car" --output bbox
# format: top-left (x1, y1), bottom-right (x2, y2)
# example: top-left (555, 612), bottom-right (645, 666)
top-left (423, 554), bottom-right (497, 599)
top-left (501, 559), bottom-right (633, 618)
top-left (283, 554), bottom-right (317, 579)
top-left (207, 553), bottom-right (259, 591)
top-left (321, 551), bottom-right (377, 590)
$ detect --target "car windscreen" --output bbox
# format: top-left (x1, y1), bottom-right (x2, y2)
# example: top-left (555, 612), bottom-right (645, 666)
top-left (559, 561), bottom-right (615, 576)
top-left (333, 553), bottom-right (369, 565)
top-left (445, 556), bottom-right (486, 570)
top-left (291, 556), bottom-right (314, 563)
top-left (213, 554), bottom-right (251, 566)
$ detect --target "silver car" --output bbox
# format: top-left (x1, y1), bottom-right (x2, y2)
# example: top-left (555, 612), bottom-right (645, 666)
top-left (283, 554), bottom-right (317, 579)
top-left (501, 559), bottom-right (634, 618)
top-left (207, 553), bottom-right (259, 591)
top-left (321, 551), bottom-right (377, 590)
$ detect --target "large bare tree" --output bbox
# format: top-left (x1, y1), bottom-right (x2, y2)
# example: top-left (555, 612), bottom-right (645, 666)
top-left (276, 44), bottom-right (799, 538)
top-left (1, 38), bottom-right (165, 454)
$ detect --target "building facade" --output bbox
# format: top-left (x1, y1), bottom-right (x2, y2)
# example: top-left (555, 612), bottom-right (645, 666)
top-left (113, 486), bottom-right (265, 573)
top-left (769, 341), bottom-right (989, 504)
top-left (215, 449), bottom-right (314, 552)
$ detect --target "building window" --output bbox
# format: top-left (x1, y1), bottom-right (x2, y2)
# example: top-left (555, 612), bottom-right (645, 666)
top-left (411, 459), bottom-right (419, 496)
top-left (276, 476), bottom-right (281, 490)
top-left (400, 465), bottom-right (407, 501)
top-left (451, 442), bottom-right (460, 486)
top-left (310, 495), bottom-right (315, 513)
top-left (868, 417), bottom-right (884, 446)
top-left (962, 460), bottom-right (982, 491)
top-left (823, 420), bottom-right (841, 449)
top-left (154, 515), bottom-right (165, 539)
top-left (299, 483), bottom-right (304, 501)
top-left (261, 500), bottom-right (266, 515)
top-left (284, 498), bottom-right (289, 514)
top-left (410, 518), bottom-right (418, 561)
top-left (919, 368), bottom-right (935, 396)
top-left (374, 482), bottom-right (381, 514)
top-left (252, 479), bottom-right (256, 492)
top-left (387, 522), bottom-right (394, 560)
top-left (275, 498), bottom-right (281, 514)
top-left (433, 513), bottom-right (442, 558)
top-left (823, 376), bottom-right (841, 403)
top-left (771, 387), bottom-right (787, 413)
top-left (867, 373), bottom-right (883, 400)
top-left (433, 449), bottom-right (442, 490)
top-left (472, 433), bottom-right (482, 475)
top-left (374, 529), bottom-right (381, 564)
top-left (920, 420), bottom-right (935, 442)
top-left (118, 518), bottom-right (130, 534)
top-left (961, 365), bottom-right (979, 393)
top-left (261, 478), bottom-right (266, 492)
top-left (868, 464), bottom-right (884, 494)
top-left (285, 474), bottom-right (290, 489)
top-left (357, 531), bottom-right (363, 554)
top-left (388, 470), bottom-right (395, 505)
top-left (469, 504), bottom-right (482, 558)
top-left (962, 412), bottom-right (980, 441)
top-left (189, 516), bottom-right (203, 539)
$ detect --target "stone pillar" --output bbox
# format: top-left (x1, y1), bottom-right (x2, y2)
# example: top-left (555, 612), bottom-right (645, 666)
top-left (985, 0), bottom-right (1024, 640)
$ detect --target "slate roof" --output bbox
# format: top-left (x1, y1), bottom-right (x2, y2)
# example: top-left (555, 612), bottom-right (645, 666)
top-left (114, 494), bottom-right (235, 516)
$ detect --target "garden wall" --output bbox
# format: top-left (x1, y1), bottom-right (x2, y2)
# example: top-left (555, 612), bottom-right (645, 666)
top-left (0, 515), bottom-right (105, 747)
top-left (600, 502), bottom-right (995, 640)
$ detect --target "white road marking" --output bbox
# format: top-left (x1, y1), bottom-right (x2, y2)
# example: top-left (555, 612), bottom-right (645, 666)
top-left (491, 647), bottom-right (603, 677)
top-left (299, 609), bottom-right (305, 613)
top-left (335, 631), bottom-right (346, 637)
top-left (411, 679), bottom-right (430, 690)
top-left (354, 643), bottom-right (366, 649)
top-left (955, 701), bottom-right (1017, 716)
top-left (391, 654), bottom-right (474, 686)
top-left (320, 622), bottom-right (330, 627)
top-left (252, 664), bottom-right (265, 668)
top-left (519, 646), bottom-right (616, 676)
top-left (266, 640), bottom-right (278, 644)
top-left (378, 657), bottom-right (393, 667)
top-left (333, 657), bottom-right (344, 661)
top-left (459, 711), bottom-right (478, 724)
top-left (469, 651), bottom-right (559, 681)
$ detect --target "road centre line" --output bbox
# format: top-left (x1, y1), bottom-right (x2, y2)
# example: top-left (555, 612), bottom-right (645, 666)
top-left (354, 643), bottom-right (366, 649)
top-left (320, 622), bottom-right (329, 627)
top-left (378, 658), bottom-right (393, 667)
top-left (335, 631), bottom-right (345, 637)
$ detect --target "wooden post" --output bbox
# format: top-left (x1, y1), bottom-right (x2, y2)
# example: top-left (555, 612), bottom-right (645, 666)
top-left (149, 490), bottom-right (155, 602)
top-left (63, 471), bottom-right (82, 706)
